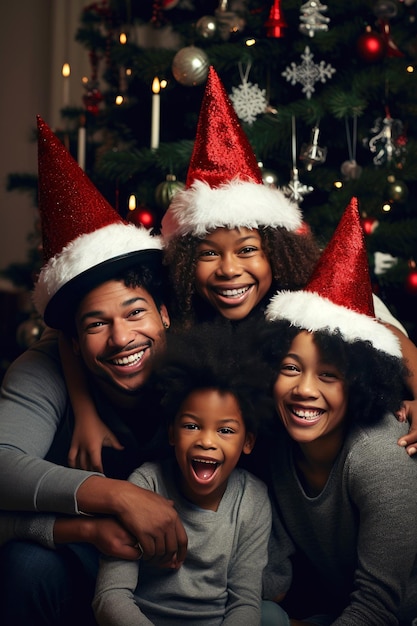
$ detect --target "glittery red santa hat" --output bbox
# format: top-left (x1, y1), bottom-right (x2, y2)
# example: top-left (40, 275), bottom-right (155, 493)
top-left (33, 116), bottom-right (163, 329)
top-left (265, 197), bottom-right (401, 357)
top-left (161, 66), bottom-right (301, 242)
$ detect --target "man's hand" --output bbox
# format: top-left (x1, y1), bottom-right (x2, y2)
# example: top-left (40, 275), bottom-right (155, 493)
top-left (76, 476), bottom-right (188, 568)
top-left (54, 516), bottom-right (142, 560)
top-left (397, 399), bottom-right (417, 456)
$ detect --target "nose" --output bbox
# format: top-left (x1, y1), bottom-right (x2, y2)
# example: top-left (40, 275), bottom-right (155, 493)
top-left (293, 373), bottom-right (318, 398)
top-left (109, 318), bottom-right (133, 348)
top-left (215, 253), bottom-right (242, 278)
top-left (196, 431), bottom-right (217, 450)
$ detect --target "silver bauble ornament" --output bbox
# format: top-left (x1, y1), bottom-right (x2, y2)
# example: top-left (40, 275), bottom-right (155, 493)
top-left (16, 314), bottom-right (45, 349)
top-left (373, 0), bottom-right (398, 19)
top-left (386, 178), bottom-right (409, 203)
top-left (196, 16), bottom-right (217, 39)
top-left (172, 46), bottom-right (210, 86)
top-left (340, 159), bottom-right (363, 180)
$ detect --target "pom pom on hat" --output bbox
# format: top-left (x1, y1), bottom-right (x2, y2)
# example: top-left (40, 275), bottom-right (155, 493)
top-left (33, 116), bottom-right (163, 330)
top-left (265, 197), bottom-right (402, 358)
top-left (161, 66), bottom-right (302, 242)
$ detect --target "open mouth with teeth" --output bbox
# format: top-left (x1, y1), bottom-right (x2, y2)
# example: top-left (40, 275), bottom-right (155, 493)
top-left (191, 458), bottom-right (220, 481)
top-left (290, 407), bottom-right (325, 422)
top-left (109, 349), bottom-right (145, 367)
top-left (214, 286), bottom-right (251, 299)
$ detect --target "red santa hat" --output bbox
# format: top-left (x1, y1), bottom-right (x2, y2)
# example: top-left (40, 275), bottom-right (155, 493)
top-left (161, 66), bottom-right (302, 242)
top-left (265, 197), bottom-right (401, 358)
top-left (33, 116), bottom-right (163, 329)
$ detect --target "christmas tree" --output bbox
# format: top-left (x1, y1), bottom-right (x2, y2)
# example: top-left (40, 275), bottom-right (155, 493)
top-left (4, 0), bottom-right (417, 342)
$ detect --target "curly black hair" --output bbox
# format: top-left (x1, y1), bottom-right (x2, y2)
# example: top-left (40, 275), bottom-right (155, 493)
top-left (153, 319), bottom-right (274, 436)
top-left (256, 319), bottom-right (408, 425)
top-left (163, 227), bottom-right (321, 331)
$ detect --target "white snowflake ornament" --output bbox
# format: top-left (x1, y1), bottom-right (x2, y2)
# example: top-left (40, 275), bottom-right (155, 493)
top-left (282, 46), bottom-right (335, 99)
top-left (282, 168), bottom-right (313, 203)
top-left (229, 63), bottom-right (267, 125)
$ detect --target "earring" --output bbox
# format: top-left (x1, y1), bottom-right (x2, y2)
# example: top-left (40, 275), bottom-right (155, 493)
top-left (163, 321), bottom-right (170, 329)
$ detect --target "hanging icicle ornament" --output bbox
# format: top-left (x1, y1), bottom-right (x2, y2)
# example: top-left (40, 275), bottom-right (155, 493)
top-left (299, 0), bottom-right (330, 38)
top-left (265, 0), bottom-right (287, 38)
top-left (282, 116), bottom-right (313, 203)
top-left (341, 115), bottom-right (362, 180)
top-left (366, 107), bottom-right (407, 166)
top-left (299, 125), bottom-right (327, 170)
top-left (229, 62), bottom-right (267, 125)
top-left (282, 46), bottom-right (335, 99)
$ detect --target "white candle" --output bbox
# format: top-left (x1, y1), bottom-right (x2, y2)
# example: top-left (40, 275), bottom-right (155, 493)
top-left (62, 63), bottom-right (71, 107)
top-left (77, 124), bottom-right (86, 171)
top-left (151, 77), bottom-right (160, 150)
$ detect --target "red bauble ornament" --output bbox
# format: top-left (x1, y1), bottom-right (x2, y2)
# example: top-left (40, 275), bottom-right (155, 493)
top-left (406, 266), bottom-right (417, 294)
top-left (127, 207), bottom-right (155, 229)
top-left (361, 216), bottom-right (379, 235)
top-left (83, 87), bottom-right (104, 116)
top-left (265, 0), bottom-right (287, 38)
top-left (295, 221), bottom-right (311, 236)
top-left (357, 28), bottom-right (385, 62)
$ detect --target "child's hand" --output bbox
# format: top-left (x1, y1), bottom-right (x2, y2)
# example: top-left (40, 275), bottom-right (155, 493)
top-left (397, 399), bottom-right (417, 456)
top-left (68, 418), bottom-right (124, 473)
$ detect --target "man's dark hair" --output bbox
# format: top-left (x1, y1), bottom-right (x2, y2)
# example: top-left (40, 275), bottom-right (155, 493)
top-left (66, 263), bottom-right (167, 336)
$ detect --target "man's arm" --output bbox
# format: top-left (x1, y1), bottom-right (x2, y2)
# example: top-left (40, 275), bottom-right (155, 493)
top-left (76, 475), bottom-right (187, 566)
top-left (0, 338), bottom-right (187, 564)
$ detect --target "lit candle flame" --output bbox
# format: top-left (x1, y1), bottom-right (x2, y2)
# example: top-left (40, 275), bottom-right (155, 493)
top-left (62, 63), bottom-right (71, 78)
top-left (128, 194), bottom-right (136, 211)
top-left (152, 77), bottom-right (160, 95)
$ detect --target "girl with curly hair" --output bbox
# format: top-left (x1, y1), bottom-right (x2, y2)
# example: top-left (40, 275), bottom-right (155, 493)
top-left (256, 199), bottom-right (417, 625)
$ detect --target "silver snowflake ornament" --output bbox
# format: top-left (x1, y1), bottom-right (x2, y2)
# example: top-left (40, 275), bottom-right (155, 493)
top-left (229, 81), bottom-right (267, 125)
top-left (282, 168), bottom-right (313, 203)
top-left (282, 46), bottom-right (335, 99)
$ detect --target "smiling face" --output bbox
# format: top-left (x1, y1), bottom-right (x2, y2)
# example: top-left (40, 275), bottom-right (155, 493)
top-left (273, 331), bottom-right (348, 455)
top-left (169, 388), bottom-right (255, 511)
top-left (194, 227), bottom-right (273, 321)
top-left (73, 280), bottom-right (169, 397)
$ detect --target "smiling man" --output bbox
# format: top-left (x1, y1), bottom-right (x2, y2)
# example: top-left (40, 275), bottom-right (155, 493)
top-left (0, 118), bottom-right (186, 626)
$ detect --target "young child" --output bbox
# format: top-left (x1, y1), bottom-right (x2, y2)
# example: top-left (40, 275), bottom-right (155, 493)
top-left (92, 320), bottom-right (273, 626)
top-left (257, 198), bottom-right (417, 625)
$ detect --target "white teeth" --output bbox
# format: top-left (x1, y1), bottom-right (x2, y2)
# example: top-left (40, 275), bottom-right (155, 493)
top-left (293, 409), bottom-right (322, 420)
top-left (111, 350), bottom-right (144, 366)
top-left (218, 287), bottom-right (249, 297)
top-left (193, 459), bottom-right (217, 465)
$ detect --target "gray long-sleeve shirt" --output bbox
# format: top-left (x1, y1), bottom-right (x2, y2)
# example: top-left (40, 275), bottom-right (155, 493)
top-left (263, 413), bottom-right (417, 625)
top-left (0, 331), bottom-right (164, 547)
top-left (93, 459), bottom-right (272, 626)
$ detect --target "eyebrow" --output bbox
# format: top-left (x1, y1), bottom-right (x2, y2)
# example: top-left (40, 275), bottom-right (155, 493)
top-left (79, 296), bottom-right (148, 324)
top-left (179, 414), bottom-right (242, 426)
top-left (198, 234), bottom-right (260, 246)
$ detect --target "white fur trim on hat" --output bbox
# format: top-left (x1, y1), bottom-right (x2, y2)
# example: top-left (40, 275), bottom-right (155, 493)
top-left (265, 290), bottom-right (402, 359)
top-left (33, 223), bottom-right (163, 317)
top-left (161, 179), bottom-right (302, 241)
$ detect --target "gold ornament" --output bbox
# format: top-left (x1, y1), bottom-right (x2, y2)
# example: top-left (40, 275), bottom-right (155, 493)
top-left (155, 174), bottom-right (185, 210)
